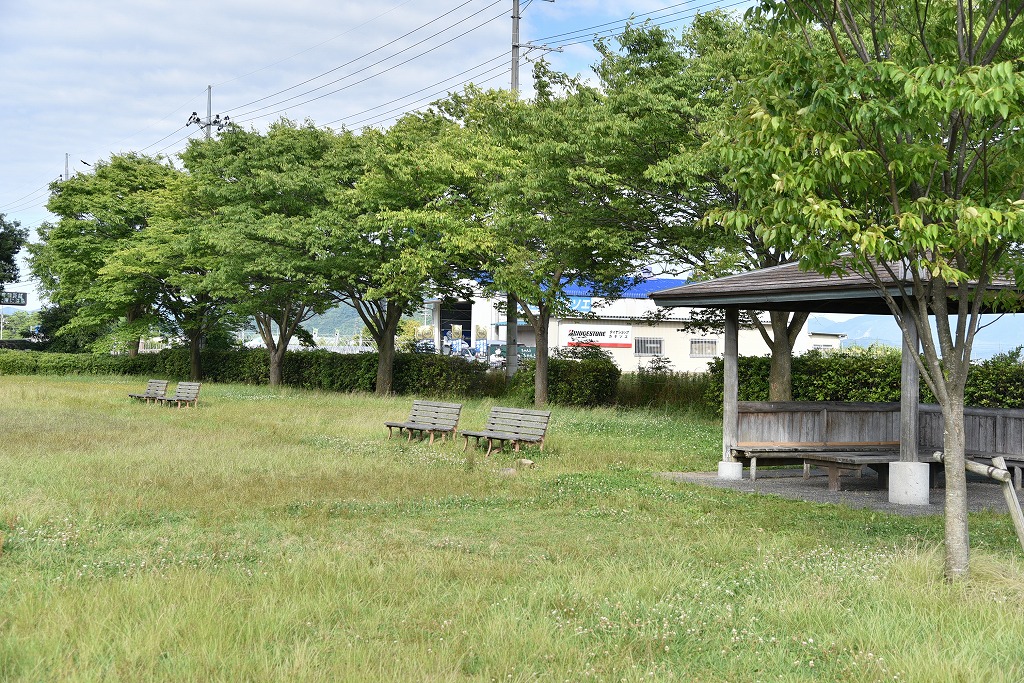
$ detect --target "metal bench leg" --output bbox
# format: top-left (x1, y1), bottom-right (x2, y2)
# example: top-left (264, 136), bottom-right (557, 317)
top-left (750, 457), bottom-right (757, 482)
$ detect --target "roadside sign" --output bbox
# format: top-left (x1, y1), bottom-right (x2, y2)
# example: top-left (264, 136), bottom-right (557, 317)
top-left (0, 291), bottom-right (28, 306)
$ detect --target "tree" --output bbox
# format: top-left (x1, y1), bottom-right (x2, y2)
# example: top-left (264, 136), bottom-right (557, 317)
top-left (30, 154), bottom-right (178, 356)
top-left (181, 120), bottom-right (350, 385)
top-left (102, 172), bottom-right (239, 381)
top-left (455, 71), bottom-right (646, 406)
top-left (0, 213), bottom-right (28, 292)
top-left (2, 310), bottom-right (40, 339)
top-left (317, 112), bottom-right (475, 394)
top-left (716, 0), bottom-right (1024, 577)
top-left (593, 14), bottom-right (810, 400)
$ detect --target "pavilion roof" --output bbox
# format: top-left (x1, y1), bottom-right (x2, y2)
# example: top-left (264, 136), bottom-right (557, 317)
top-left (649, 261), bottom-right (1019, 315)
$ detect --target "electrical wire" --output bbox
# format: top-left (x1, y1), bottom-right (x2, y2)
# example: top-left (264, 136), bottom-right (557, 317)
top-left (0, 184), bottom-right (53, 213)
top-left (229, 1), bottom-right (508, 122)
top-left (343, 62), bottom-right (511, 130)
top-left (213, 0), bottom-right (420, 87)
top-left (224, 0), bottom-right (494, 115)
top-left (337, 0), bottom-right (750, 130)
top-left (537, 0), bottom-right (753, 49)
top-left (323, 52), bottom-right (508, 127)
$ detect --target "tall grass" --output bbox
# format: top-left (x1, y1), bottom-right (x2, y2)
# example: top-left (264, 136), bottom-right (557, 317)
top-left (616, 369), bottom-right (715, 415)
top-left (1, 375), bottom-right (1022, 682)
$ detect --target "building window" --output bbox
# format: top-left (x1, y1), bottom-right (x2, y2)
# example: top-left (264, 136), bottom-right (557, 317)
top-left (690, 338), bottom-right (717, 358)
top-left (634, 337), bottom-right (663, 356)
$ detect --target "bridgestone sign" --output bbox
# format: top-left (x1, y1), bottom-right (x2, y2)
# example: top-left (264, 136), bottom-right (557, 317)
top-left (0, 291), bottom-right (28, 306)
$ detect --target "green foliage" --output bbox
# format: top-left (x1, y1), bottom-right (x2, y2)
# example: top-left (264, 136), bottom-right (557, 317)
top-left (509, 349), bottom-right (622, 408)
top-left (392, 354), bottom-right (487, 398)
top-left (965, 348), bottom-right (1024, 408)
top-left (0, 212), bottom-right (28, 288)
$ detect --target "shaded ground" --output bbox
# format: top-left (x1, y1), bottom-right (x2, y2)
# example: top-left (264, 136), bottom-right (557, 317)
top-left (660, 466), bottom-right (1021, 517)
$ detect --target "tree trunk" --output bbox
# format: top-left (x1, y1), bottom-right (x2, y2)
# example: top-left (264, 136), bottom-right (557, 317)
top-left (375, 303), bottom-right (403, 395)
top-left (187, 331), bottom-right (202, 381)
top-left (761, 310), bottom-right (808, 402)
top-left (269, 346), bottom-right (286, 387)
top-left (767, 332), bottom-right (793, 402)
top-left (942, 394), bottom-right (971, 578)
top-left (534, 311), bottom-right (550, 407)
top-left (125, 306), bottom-right (141, 358)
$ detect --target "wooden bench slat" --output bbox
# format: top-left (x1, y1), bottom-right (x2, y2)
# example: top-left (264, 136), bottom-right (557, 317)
top-left (155, 382), bottom-right (201, 408)
top-left (385, 400), bottom-right (463, 444)
top-left (129, 379), bottom-right (168, 402)
top-left (462, 407), bottom-right (551, 456)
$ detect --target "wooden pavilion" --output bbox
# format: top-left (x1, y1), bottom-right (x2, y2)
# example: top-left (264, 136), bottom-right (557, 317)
top-left (650, 261), bottom-right (1024, 505)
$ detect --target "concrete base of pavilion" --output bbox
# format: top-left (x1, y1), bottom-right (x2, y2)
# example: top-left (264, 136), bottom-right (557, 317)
top-left (718, 460), bottom-right (743, 480)
top-left (888, 461), bottom-right (931, 505)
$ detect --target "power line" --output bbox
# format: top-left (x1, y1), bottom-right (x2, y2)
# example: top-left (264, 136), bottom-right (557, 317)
top-left (537, 0), bottom-right (752, 49)
top-left (0, 183), bottom-right (52, 213)
top-left (324, 53), bottom-right (508, 127)
top-left (344, 63), bottom-right (512, 131)
top-left (224, 0), bottom-right (494, 115)
top-left (213, 0), bottom-right (421, 88)
top-left (229, 1), bottom-right (508, 123)
top-left (5, 0), bottom-right (748, 209)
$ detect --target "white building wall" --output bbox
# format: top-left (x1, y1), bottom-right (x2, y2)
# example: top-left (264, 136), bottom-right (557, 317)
top-left (458, 289), bottom-right (819, 373)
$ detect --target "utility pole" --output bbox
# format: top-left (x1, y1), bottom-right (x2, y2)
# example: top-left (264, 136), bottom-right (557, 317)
top-left (65, 153), bottom-right (69, 182)
top-left (506, 0), bottom-right (558, 379)
top-left (187, 85), bottom-right (231, 139)
top-left (506, 0), bottom-right (523, 378)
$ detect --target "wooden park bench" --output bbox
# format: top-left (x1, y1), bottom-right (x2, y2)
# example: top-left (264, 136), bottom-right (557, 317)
top-left (385, 400), bottom-right (462, 444)
top-left (128, 379), bottom-right (168, 403)
top-left (733, 442), bottom-right (948, 492)
top-left (462, 406), bottom-right (551, 457)
top-left (731, 441), bottom-right (901, 483)
top-left (156, 382), bottom-right (202, 408)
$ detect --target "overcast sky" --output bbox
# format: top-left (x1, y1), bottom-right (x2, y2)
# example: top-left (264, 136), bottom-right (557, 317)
top-left (0, 0), bottom-right (746, 307)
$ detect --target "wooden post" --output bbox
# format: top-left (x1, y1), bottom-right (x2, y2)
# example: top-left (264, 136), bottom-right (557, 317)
top-left (722, 307), bottom-right (739, 462)
top-left (994, 457), bottom-right (1024, 555)
top-left (900, 303), bottom-right (920, 462)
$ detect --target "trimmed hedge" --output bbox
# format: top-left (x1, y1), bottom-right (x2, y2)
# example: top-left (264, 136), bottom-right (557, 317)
top-left (705, 347), bottom-right (1024, 410)
top-left (508, 356), bottom-right (621, 407)
top-left (0, 347), bottom-right (530, 400)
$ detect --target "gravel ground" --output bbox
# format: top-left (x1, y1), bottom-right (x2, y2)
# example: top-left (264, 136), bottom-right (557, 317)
top-left (659, 466), bottom-right (1021, 517)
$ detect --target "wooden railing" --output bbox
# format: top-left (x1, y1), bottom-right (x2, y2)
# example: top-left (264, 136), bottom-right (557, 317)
top-left (736, 401), bottom-right (1024, 456)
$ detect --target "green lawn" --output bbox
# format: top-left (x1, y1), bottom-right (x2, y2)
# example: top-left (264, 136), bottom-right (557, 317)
top-left (1, 375), bottom-right (1022, 682)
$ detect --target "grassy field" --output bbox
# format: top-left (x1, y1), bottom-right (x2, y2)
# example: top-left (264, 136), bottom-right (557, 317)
top-left (1, 375), bottom-right (1023, 682)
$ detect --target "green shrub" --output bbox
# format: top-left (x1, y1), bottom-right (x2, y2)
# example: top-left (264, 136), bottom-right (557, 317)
top-left (509, 346), bottom-right (621, 407)
top-left (965, 347), bottom-right (1024, 408)
top-left (0, 350), bottom-right (39, 375)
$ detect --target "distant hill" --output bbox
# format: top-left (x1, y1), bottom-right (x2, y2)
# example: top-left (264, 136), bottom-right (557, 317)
top-left (808, 313), bottom-right (1024, 359)
top-left (302, 304), bottom-right (364, 338)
